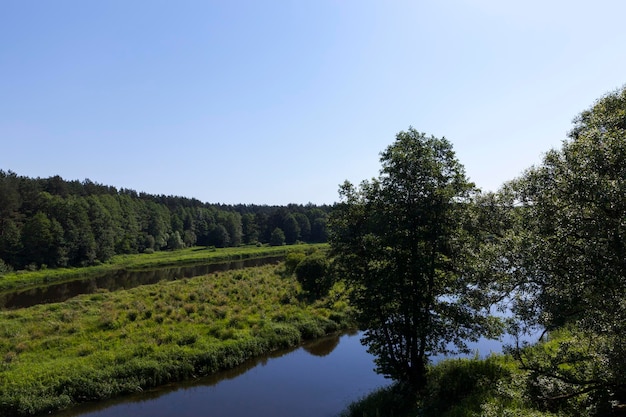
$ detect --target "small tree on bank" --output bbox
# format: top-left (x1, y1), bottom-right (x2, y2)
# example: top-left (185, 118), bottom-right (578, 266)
top-left (269, 227), bottom-right (285, 246)
top-left (329, 128), bottom-right (501, 389)
top-left (295, 252), bottom-right (331, 297)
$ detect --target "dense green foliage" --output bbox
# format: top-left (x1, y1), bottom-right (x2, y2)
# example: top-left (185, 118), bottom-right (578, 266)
top-left (343, 332), bottom-right (623, 417)
top-left (294, 251), bottom-right (332, 297)
top-left (341, 354), bottom-right (560, 417)
top-left (498, 86), bottom-right (626, 413)
top-left (0, 172), bottom-right (330, 271)
top-left (269, 227), bottom-right (286, 246)
top-left (0, 263), bottom-right (351, 416)
top-left (329, 129), bottom-right (502, 388)
top-left (341, 86), bottom-right (626, 417)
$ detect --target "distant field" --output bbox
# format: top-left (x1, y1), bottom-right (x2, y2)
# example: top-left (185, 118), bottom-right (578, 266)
top-left (0, 244), bottom-right (327, 293)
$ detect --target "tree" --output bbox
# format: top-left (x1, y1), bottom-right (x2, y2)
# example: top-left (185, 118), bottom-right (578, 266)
top-left (504, 86), bottom-right (626, 408)
top-left (167, 231), bottom-right (185, 250)
top-left (269, 227), bottom-right (285, 246)
top-left (515, 86), bottom-right (626, 332)
top-left (20, 212), bottom-right (56, 267)
top-left (329, 128), bottom-right (500, 388)
top-left (208, 224), bottom-right (230, 248)
top-left (144, 202), bottom-right (170, 250)
top-left (63, 197), bottom-right (97, 265)
top-left (218, 212), bottom-right (242, 246)
top-left (182, 229), bottom-right (197, 247)
top-left (282, 213), bottom-right (300, 244)
top-left (0, 218), bottom-right (21, 267)
top-left (310, 217), bottom-right (327, 242)
top-left (294, 252), bottom-right (331, 297)
top-left (293, 212), bottom-right (311, 242)
top-left (241, 213), bottom-right (259, 244)
top-left (87, 196), bottom-right (117, 262)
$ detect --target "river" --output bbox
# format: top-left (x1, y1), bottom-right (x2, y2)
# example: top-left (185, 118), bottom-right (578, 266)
top-left (48, 330), bottom-right (529, 417)
top-left (51, 332), bottom-right (390, 417)
top-left (0, 256), bottom-right (284, 309)
top-left (4, 259), bottom-right (534, 416)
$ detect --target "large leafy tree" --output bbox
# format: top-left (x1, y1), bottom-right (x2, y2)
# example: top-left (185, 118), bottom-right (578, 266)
top-left (505, 87), bottom-right (626, 409)
top-left (329, 128), bottom-right (500, 388)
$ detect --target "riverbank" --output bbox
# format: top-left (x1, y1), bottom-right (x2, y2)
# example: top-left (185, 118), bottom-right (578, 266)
top-left (340, 354), bottom-right (544, 417)
top-left (340, 336), bottom-right (604, 417)
top-left (0, 262), bottom-right (352, 417)
top-left (53, 332), bottom-right (388, 417)
top-left (0, 243), bottom-right (327, 293)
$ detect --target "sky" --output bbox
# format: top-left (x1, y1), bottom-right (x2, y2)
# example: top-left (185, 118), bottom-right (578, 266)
top-left (2, 1), bottom-right (626, 205)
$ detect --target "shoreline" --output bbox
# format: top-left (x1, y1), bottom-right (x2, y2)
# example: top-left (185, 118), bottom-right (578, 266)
top-left (0, 243), bottom-right (327, 293)
top-left (0, 260), bottom-right (351, 417)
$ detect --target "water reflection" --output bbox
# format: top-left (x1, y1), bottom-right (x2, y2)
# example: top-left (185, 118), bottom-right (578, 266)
top-left (302, 332), bottom-right (342, 357)
top-left (52, 332), bottom-right (389, 417)
top-left (0, 257), bottom-right (284, 310)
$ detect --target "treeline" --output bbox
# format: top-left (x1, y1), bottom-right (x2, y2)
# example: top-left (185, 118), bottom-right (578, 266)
top-left (0, 172), bottom-right (329, 270)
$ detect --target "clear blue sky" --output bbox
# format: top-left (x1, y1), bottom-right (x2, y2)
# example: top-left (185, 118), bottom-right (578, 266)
top-left (2, 1), bottom-right (625, 205)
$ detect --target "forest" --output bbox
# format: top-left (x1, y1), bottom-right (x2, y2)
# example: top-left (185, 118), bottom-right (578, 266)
top-left (0, 173), bottom-right (329, 272)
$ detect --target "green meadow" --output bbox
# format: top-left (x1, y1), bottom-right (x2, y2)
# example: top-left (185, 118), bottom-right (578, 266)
top-left (0, 244), bottom-right (326, 293)
top-left (0, 261), bottom-right (351, 416)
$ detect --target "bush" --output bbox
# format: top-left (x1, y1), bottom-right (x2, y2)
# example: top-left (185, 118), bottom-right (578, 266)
top-left (284, 251), bottom-right (306, 275)
top-left (295, 252), bottom-right (332, 297)
top-left (422, 356), bottom-right (511, 416)
top-left (340, 383), bottom-right (416, 417)
top-left (0, 259), bottom-right (12, 275)
top-left (269, 228), bottom-right (285, 246)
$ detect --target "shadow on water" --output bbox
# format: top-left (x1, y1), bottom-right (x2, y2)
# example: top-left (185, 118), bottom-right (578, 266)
top-left (302, 333), bottom-right (342, 357)
top-left (0, 256), bottom-right (284, 310)
top-left (52, 331), bottom-right (388, 417)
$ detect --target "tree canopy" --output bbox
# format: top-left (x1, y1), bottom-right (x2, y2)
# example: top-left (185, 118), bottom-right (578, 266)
top-left (0, 172), bottom-right (330, 271)
top-left (329, 128), bottom-right (501, 388)
top-left (501, 86), bottom-right (626, 408)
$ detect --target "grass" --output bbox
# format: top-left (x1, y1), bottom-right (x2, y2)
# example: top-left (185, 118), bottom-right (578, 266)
top-left (0, 243), bottom-right (327, 293)
top-left (340, 354), bottom-right (561, 417)
top-left (0, 261), bottom-right (351, 416)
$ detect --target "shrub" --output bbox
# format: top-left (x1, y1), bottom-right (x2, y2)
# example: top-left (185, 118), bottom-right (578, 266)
top-left (422, 356), bottom-right (512, 416)
top-left (340, 383), bottom-right (416, 417)
top-left (294, 252), bottom-right (332, 297)
top-left (284, 251), bottom-right (306, 275)
top-left (269, 228), bottom-right (285, 246)
top-left (0, 259), bottom-right (12, 275)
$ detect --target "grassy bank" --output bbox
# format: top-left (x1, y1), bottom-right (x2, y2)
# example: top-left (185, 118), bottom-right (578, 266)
top-left (340, 354), bottom-right (557, 417)
top-left (0, 243), bottom-right (327, 293)
top-left (0, 261), bottom-right (351, 416)
top-left (342, 325), bottom-right (626, 417)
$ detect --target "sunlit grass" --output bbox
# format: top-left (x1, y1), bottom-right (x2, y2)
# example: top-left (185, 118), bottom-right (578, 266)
top-left (0, 243), bottom-right (327, 292)
top-left (0, 261), bottom-right (350, 416)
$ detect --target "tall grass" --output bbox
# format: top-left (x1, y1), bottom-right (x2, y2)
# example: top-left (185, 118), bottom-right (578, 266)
top-left (0, 262), bottom-right (350, 416)
top-left (340, 355), bottom-right (559, 417)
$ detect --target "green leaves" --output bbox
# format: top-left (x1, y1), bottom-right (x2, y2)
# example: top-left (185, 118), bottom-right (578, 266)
top-left (509, 86), bottom-right (626, 335)
top-left (329, 128), bottom-right (499, 387)
top-left (499, 86), bottom-right (626, 413)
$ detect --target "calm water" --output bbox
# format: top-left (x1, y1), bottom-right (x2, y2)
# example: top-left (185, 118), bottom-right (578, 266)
top-left (0, 256), bottom-right (283, 309)
top-left (52, 332), bottom-right (390, 417)
top-left (48, 331), bottom-right (528, 417)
